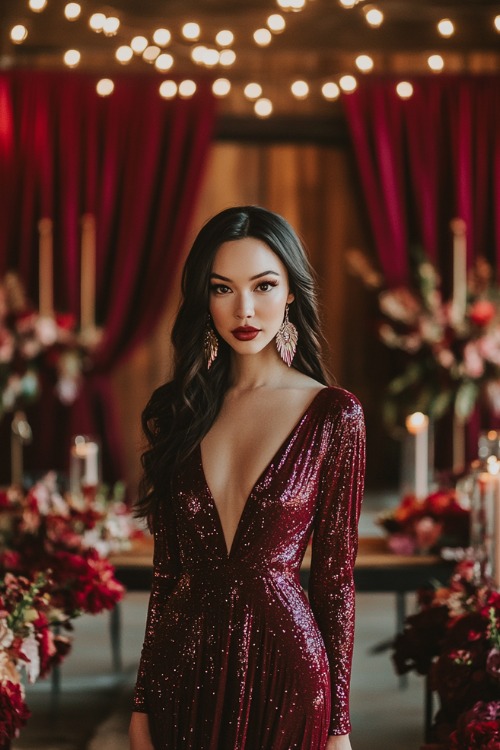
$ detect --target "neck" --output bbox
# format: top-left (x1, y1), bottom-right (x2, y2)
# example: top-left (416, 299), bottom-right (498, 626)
top-left (229, 345), bottom-right (291, 391)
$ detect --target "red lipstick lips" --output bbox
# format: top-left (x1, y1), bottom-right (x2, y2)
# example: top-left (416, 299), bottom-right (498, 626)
top-left (231, 326), bottom-right (261, 341)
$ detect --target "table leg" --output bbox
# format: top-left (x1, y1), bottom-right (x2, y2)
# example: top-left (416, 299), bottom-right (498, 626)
top-left (110, 602), bottom-right (123, 672)
top-left (396, 592), bottom-right (408, 689)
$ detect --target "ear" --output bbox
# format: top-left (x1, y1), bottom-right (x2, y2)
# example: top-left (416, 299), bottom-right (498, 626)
top-left (287, 291), bottom-right (295, 304)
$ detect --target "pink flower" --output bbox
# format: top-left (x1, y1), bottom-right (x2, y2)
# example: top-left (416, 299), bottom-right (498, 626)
top-left (463, 341), bottom-right (485, 378)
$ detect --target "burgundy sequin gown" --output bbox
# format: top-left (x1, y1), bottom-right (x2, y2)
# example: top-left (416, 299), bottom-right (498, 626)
top-left (133, 386), bottom-right (365, 749)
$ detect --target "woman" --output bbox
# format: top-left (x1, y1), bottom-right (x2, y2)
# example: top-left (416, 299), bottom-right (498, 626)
top-left (129, 206), bottom-right (365, 750)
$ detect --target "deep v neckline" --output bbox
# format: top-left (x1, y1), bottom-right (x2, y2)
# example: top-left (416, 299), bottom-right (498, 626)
top-left (198, 387), bottom-right (328, 559)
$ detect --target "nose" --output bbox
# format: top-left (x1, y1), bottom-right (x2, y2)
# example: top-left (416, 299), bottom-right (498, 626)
top-left (234, 291), bottom-right (254, 321)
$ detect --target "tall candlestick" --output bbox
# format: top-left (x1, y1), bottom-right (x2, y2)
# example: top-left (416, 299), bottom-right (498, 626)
top-left (10, 411), bottom-right (32, 486)
top-left (450, 218), bottom-right (467, 325)
top-left (453, 413), bottom-right (466, 474)
top-left (81, 214), bottom-right (96, 330)
top-left (38, 217), bottom-right (54, 317)
top-left (405, 412), bottom-right (429, 500)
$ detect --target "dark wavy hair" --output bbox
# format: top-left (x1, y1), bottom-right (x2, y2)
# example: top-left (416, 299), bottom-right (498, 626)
top-left (135, 205), bottom-right (330, 522)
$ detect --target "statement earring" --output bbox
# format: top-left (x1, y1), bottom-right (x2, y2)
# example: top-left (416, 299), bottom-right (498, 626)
top-left (276, 304), bottom-right (298, 367)
top-left (204, 316), bottom-right (218, 369)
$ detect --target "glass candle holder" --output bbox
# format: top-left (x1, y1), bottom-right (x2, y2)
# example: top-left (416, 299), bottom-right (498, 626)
top-left (70, 435), bottom-right (101, 497)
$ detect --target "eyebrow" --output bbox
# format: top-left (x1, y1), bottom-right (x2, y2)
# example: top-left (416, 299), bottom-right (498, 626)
top-left (210, 270), bottom-right (280, 282)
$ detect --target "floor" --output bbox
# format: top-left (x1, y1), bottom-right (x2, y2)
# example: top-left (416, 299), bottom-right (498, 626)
top-left (12, 493), bottom-right (429, 750)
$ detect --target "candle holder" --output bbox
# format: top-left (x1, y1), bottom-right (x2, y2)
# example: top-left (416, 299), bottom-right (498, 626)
top-left (69, 435), bottom-right (101, 501)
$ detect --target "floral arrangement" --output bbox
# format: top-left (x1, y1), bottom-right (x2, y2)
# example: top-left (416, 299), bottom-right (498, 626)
top-left (0, 474), bottom-right (138, 744)
top-left (347, 248), bottom-right (500, 429)
top-left (0, 272), bottom-right (102, 418)
top-left (377, 489), bottom-right (470, 555)
top-left (393, 560), bottom-right (500, 747)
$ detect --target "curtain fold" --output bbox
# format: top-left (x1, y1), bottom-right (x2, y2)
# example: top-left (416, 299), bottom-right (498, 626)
top-left (0, 70), bottom-right (216, 483)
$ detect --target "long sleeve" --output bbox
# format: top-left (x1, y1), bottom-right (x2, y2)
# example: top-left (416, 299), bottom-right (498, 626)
top-left (308, 391), bottom-right (365, 736)
top-left (133, 499), bottom-right (181, 712)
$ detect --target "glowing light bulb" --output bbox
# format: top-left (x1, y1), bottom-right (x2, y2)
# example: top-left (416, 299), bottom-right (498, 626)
top-left (153, 29), bottom-right (171, 46)
top-left (437, 18), bottom-right (454, 37)
top-left (339, 0), bottom-right (357, 7)
top-left (212, 78), bottom-right (231, 97)
top-left (182, 22), bottom-right (200, 40)
top-left (244, 83), bottom-right (263, 100)
top-left (267, 14), bottom-right (286, 32)
top-left (291, 80), bottom-right (309, 99)
top-left (64, 3), bottom-right (81, 20)
top-left (29, 0), bottom-right (47, 11)
top-left (155, 53), bottom-right (174, 71)
top-left (203, 48), bottom-right (220, 66)
top-left (131, 36), bottom-right (148, 54)
top-left (253, 28), bottom-right (272, 46)
top-left (339, 74), bottom-right (357, 92)
top-left (364, 7), bottom-right (384, 27)
top-left (428, 54), bottom-right (444, 71)
top-left (64, 49), bottom-right (81, 67)
top-left (495, 15), bottom-right (500, 32)
top-left (116, 46), bottom-right (133, 64)
top-left (321, 82), bottom-right (340, 100)
top-left (219, 49), bottom-right (236, 66)
top-left (191, 46), bottom-right (206, 63)
top-left (396, 81), bottom-right (413, 99)
top-left (89, 13), bottom-right (106, 32)
top-left (179, 80), bottom-right (197, 98)
top-left (215, 30), bottom-right (234, 46)
top-left (96, 79), bottom-right (114, 97)
top-left (103, 17), bottom-right (120, 36)
top-left (355, 54), bottom-right (374, 72)
top-left (143, 45), bottom-right (161, 63)
top-left (10, 25), bottom-right (28, 43)
top-left (159, 80), bottom-right (177, 99)
top-left (254, 98), bottom-right (273, 118)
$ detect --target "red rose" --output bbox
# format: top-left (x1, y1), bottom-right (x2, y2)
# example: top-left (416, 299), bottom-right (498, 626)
top-left (469, 300), bottom-right (496, 327)
top-left (0, 681), bottom-right (30, 742)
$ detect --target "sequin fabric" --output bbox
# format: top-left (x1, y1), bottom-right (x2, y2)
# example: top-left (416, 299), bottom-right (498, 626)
top-left (133, 386), bottom-right (365, 749)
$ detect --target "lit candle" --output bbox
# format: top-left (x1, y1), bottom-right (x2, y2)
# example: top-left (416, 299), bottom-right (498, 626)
top-left (405, 412), bottom-right (429, 500)
top-left (38, 217), bottom-right (54, 317)
top-left (450, 218), bottom-right (467, 325)
top-left (81, 214), bottom-right (96, 330)
top-left (70, 437), bottom-right (100, 494)
top-left (487, 459), bottom-right (500, 587)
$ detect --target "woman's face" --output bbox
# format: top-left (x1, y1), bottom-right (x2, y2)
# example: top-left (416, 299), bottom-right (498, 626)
top-left (209, 237), bottom-right (294, 358)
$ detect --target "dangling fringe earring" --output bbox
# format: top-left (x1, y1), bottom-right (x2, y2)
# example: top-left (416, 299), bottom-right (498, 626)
top-left (204, 316), bottom-right (218, 370)
top-left (276, 304), bottom-right (298, 367)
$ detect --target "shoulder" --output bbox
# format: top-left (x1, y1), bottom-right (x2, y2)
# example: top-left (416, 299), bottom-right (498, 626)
top-left (314, 385), bottom-right (364, 424)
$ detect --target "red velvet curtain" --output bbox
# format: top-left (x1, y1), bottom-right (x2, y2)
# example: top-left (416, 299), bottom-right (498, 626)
top-left (342, 75), bottom-right (500, 286)
top-left (0, 70), bottom-right (216, 483)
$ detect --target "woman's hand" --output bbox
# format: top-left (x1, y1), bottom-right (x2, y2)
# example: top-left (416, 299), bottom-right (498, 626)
top-left (326, 734), bottom-right (352, 750)
top-left (129, 711), bottom-right (154, 750)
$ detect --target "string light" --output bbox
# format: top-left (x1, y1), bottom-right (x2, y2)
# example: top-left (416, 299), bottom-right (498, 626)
top-left (276, 0), bottom-right (305, 11)
top-left (494, 15), bottom-right (500, 32)
top-left (321, 82), bottom-right (340, 100)
top-left (219, 49), bottom-right (236, 66)
top-left (89, 13), bottom-right (106, 32)
top-left (212, 78), bottom-right (231, 96)
top-left (437, 19), bottom-right (455, 37)
top-left (253, 28), bottom-right (272, 46)
top-left (191, 46), bottom-right (206, 63)
top-left (339, 74), bottom-right (357, 92)
top-left (103, 17), bottom-right (120, 37)
top-left (155, 53), bottom-right (174, 71)
top-left (63, 49), bottom-right (81, 67)
top-left (10, 25), bottom-right (28, 43)
top-left (428, 54), bottom-right (444, 71)
top-left (130, 36), bottom-right (148, 54)
top-left (182, 23), bottom-right (201, 41)
top-left (153, 29), bottom-right (171, 46)
top-left (143, 45), bottom-right (161, 63)
top-left (29, 0), bottom-right (47, 11)
top-left (364, 6), bottom-right (384, 27)
top-left (396, 81), bottom-right (413, 99)
top-left (338, 0), bottom-right (357, 7)
top-left (116, 46), bottom-right (133, 64)
top-left (355, 54), bottom-right (374, 72)
top-left (64, 3), bottom-right (81, 21)
top-left (267, 14), bottom-right (286, 32)
top-left (179, 80), bottom-right (197, 98)
top-left (96, 79), bottom-right (114, 96)
top-left (254, 98), bottom-right (273, 117)
top-left (159, 80), bottom-right (177, 99)
top-left (291, 80), bottom-right (309, 99)
top-left (244, 82), bottom-right (263, 100)
top-left (215, 30), bottom-right (234, 46)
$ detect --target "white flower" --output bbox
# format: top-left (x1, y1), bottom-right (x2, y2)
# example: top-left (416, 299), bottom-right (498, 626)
top-left (20, 630), bottom-right (40, 684)
top-left (0, 619), bottom-right (14, 649)
top-left (0, 651), bottom-right (21, 685)
top-left (462, 341), bottom-right (485, 379)
top-left (35, 316), bottom-right (58, 346)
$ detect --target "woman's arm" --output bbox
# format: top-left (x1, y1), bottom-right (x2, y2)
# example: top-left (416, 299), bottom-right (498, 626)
top-left (308, 390), bottom-right (366, 738)
top-left (129, 711), bottom-right (154, 750)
